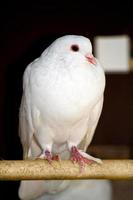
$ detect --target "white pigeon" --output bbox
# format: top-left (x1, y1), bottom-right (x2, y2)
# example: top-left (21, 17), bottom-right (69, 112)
top-left (18, 35), bottom-right (106, 200)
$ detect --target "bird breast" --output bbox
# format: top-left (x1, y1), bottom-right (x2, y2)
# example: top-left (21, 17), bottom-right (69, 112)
top-left (30, 64), bottom-right (105, 124)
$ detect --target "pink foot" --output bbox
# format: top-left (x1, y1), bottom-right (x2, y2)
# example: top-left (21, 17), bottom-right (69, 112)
top-left (45, 150), bottom-right (53, 164)
top-left (71, 146), bottom-right (94, 170)
top-left (52, 154), bottom-right (61, 161)
top-left (38, 150), bottom-right (60, 163)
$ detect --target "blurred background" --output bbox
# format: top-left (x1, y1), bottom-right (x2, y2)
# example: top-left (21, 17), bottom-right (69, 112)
top-left (0, 1), bottom-right (133, 199)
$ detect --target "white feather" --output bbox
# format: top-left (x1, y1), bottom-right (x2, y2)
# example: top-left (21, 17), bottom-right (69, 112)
top-left (18, 35), bottom-right (106, 200)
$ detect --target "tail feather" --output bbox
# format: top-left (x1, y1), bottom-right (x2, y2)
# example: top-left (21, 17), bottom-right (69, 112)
top-left (19, 181), bottom-right (46, 200)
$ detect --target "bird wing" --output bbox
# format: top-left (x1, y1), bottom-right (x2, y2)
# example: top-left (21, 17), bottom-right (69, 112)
top-left (79, 96), bottom-right (104, 151)
top-left (19, 65), bottom-right (71, 200)
top-left (19, 65), bottom-right (47, 200)
top-left (19, 65), bottom-right (35, 159)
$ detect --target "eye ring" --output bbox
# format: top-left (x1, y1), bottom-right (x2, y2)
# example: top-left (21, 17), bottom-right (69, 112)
top-left (71, 44), bottom-right (79, 52)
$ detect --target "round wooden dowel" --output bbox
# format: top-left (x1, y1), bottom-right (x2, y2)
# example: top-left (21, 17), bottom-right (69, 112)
top-left (0, 160), bottom-right (133, 180)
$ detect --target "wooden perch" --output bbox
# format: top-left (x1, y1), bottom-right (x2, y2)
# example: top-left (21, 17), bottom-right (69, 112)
top-left (0, 160), bottom-right (133, 180)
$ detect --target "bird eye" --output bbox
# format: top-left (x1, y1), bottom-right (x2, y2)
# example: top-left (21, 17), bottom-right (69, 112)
top-left (71, 44), bottom-right (79, 52)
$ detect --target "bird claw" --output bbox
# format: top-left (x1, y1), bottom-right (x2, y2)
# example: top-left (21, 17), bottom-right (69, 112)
top-left (38, 150), bottom-right (60, 164)
top-left (44, 150), bottom-right (53, 164)
top-left (70, 146), bottom-right (100, 171)
top-left (52, 154), bottom-right (61, 161)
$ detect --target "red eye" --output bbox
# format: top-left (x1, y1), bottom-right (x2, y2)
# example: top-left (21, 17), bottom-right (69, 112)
top-left (71, 45), bottom-right (79, 52)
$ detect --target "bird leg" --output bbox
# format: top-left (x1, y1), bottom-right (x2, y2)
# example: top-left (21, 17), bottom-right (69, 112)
top-left (44, 150), bottom-right (53, 164)
top-left (38, 150), bottom-right (60, 163)
top-left (70, 146), bottom-right (102, 170)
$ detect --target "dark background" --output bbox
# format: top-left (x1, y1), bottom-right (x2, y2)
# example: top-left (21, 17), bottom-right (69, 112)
top-left (0, 1), bottom-right (133, 199)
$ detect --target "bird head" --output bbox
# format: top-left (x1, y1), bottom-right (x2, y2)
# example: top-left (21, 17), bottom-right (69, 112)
top-left (43, 35), bottom-right (97, 66)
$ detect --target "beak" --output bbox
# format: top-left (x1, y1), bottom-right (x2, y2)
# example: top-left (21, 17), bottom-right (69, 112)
top-left (85, 53), bottom-right (96, 65)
